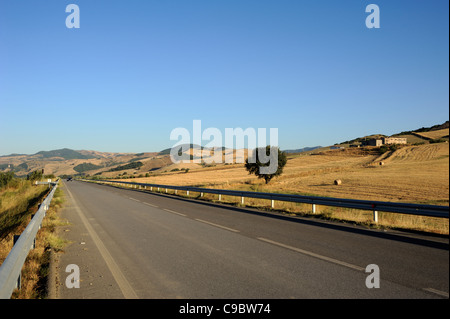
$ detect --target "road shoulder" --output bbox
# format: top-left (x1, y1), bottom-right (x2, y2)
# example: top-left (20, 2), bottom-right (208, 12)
top-left (50, 182), bottom-right (128, 299)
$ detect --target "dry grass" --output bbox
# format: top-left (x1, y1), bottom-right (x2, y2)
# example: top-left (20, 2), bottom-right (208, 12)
top-left (414, 128), bottom-right (449, 140)
top-left (0, 182), bottom-right (47, 298)
top-left (0, 182), bottom-right (48, 243)
top-left (118, 143), bottom-right (449, 234)
top-left (10, 185), bottom-right (69, 299)
top-left (0, 182), bottom-right (68, 299)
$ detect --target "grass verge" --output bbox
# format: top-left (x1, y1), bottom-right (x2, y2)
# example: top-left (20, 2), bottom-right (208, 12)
top-left (0, 183), bottom-right (69, 299)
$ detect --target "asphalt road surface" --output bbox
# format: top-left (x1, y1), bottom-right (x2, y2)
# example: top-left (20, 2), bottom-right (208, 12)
top-left (53, 180), bottom-right (449, 299)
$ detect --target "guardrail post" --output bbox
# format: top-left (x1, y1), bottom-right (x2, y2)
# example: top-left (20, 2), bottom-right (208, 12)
top-left (16, 273), bottom-right (21, 290)
top-left (373, 210), bottom-right (379, 223)
top-left (12, 235), bottom-right (22, 290)
top-left (312, 204), bottom-right (316, 214)
top-left (187, 191), bottom-right (189, 196)
top-left (241, 196), bottom-right (244, 205)
top-left (271, 199), bottom-right (275, 209)
top-left (218, 194), bottom-right (221, 201)
top-left (201, 192), bottom-right (203, 197)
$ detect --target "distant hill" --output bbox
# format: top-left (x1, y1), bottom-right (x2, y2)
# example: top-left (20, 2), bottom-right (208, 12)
top-left (338, 134), bottom-right (387, 146)
top-left (283, 146), bottom-right (323, 153)
top-left (159, 144), bottom-right (202, 155)
top-left (158, 144), bottom-right (225, 155)
top-left (393, 121), bottom-right (449, 136)
top-left (162, 144), bottom-right (323, 155)
top-left (0, 148), bottom-right (140, 177)
top-left (335, 121), bottom-right (449, 146)
top-left (390, 121), bottom-right (449, 144)
top-left (0, 153), bottom-right (26, 158)
top-left (0, 120), bottom-right (447, 177)
top-left (34, 148), bottom-right (96, 160)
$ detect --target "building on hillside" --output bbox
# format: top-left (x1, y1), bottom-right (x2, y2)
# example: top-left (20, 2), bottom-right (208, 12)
top-left (382, 137), bottom-right (407, 145)
top-left (362, 139), bottom-right (383, 147)
top-left (361, 137), bottom-right (407, 147)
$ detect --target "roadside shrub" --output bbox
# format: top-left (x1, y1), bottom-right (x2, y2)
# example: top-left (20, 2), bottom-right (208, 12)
top-left (0, 172), bottom-right (15, 189)
top-left (27, 170), bottom-right (43, 182)
top-left (389, 144), bottom-right (399, 152)
top-left (378, 146), bottom-right (389, 154)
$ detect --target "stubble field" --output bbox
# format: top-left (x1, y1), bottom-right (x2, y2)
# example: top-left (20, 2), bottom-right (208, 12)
top-left (122, 143), bottom-right (449, 234)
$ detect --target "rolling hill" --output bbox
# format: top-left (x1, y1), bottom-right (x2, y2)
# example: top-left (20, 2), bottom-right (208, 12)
top-left (0, 121), bottom-right (448, 178)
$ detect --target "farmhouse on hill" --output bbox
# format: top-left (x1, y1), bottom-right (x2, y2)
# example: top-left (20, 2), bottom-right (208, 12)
top-left (361, 137), bottom-right (407, 147)
top-left (383, 137), bottom-right (408, 144)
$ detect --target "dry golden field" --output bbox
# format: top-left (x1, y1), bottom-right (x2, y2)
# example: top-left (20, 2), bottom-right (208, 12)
top-left (121, 143), bottom-right (449, 234)
top-left (414, 128), bottom-right (449, 140)
top-left (127, 143), bottom-right (449, 204)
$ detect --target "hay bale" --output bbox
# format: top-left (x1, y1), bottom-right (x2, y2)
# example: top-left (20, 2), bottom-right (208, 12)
top-left (334, 179), bottom-right (342, 185)
top-left (379, 161), bottom-right (384, 166)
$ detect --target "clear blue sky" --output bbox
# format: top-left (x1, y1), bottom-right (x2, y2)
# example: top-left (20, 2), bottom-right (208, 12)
top-left (0, 0), bottom-right (448, 155)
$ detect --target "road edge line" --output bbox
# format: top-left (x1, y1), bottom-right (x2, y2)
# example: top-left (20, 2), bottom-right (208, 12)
top-left (65, 186), bottom-right (139, 299)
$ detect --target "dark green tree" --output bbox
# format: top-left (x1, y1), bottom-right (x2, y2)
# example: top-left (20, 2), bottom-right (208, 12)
top-left (245, 146), bottom-right (287, 184)
top-left (0, 171), bottom-right (15, 189)
top-left (27, 169), bottom-right (43, 182)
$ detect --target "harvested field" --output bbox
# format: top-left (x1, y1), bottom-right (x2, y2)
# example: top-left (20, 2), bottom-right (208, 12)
top-left (126, 143), bottom-right (449, 205)
top-left (414, 128), bottom-right (449, 140)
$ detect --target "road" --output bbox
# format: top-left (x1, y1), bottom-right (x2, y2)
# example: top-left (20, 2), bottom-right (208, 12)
top-left (52, 180), bottom-right (449, 299)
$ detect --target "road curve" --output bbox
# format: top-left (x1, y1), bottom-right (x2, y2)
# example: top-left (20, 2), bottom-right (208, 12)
top-left (53, 180), bottom-right (449, 299)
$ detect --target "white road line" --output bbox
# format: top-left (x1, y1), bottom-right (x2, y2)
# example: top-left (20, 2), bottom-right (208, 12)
top-left (163, 208), bottom-right (187, 217)
top-left (257, 237), bottom-right (365, 272)
top-left (128, 197), bottom-right (141, 203)
top-left (423, 288), bottom-right (449, 298)
top-left (143, 202), bottom-right (158, 208)
top-left (195, 219), bottom-right (240, 233)
top-left (65, 186), bottom-right (139, 299)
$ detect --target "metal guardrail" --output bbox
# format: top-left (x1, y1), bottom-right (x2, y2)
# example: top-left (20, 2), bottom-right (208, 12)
top-left (34, 180), bottom-right (55, 185)
top-left (0, 180), bottom-right (59, 299)
top-left (84, 179), bottom-right (449, 220)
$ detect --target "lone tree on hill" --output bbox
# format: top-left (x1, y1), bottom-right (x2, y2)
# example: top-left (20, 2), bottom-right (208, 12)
top-left (245, 145), bottom-right (287, 184)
